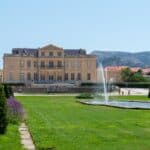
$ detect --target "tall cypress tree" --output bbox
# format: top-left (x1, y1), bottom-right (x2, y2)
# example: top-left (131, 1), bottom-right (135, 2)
top-left (8, 85), bottom-right (14, 97)
top-left (4, 85), bottom-right (10, 99)
top-left (0, 84), bottom-right (8, 134)
top-left (4, 85), bottom-right (14, 98)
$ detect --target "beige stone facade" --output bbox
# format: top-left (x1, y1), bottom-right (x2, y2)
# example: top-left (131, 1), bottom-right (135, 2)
top-left (3, 44), bottom-right (97, 85)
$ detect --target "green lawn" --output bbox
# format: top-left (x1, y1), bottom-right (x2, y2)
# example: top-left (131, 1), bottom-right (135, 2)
top-left (0, 124), bottom-right (24, 150)
top-left (17, 96), bottom-right (150, 150)
top-left (111, 95), bottom-right (150, 101)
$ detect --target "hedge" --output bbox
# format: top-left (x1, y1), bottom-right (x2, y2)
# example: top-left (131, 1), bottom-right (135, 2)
top-left (115, 82), bottom-right (150, 88)
top-left (0, 84), bottom-right (8, 134)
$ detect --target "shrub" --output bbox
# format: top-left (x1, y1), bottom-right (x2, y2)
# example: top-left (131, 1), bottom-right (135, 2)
top-left (115, 82), bottom-right (150, 88)
top-left (7, 97), bottom-right (24, 124)
top-left (3, 83), bottom-right (25, 86)
top-left (0, 84), bottom-right (8, 134)
top-left (80, 82), bottom-right (98, 86)
top-left (76, 93), bottom-right (94, 99)
top-left (148, 88), bottom-right (150, 98)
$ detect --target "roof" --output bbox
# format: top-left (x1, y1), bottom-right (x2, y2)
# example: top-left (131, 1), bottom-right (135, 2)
top-left (64, 49), bottom-right (86, 55)
top-left (104, 66), bottom-right (127, 71)
top-left (12, 48), bottom-right (38, 56)
top-left (40, 44), bottom-right (63, 50)
top-left (142, 68), bottom-right (150, 74)
top-left (105, 66), bottom-right (142, 72)
top-left (7, 44), bottom-right (90, 57)
top-left (130, 67), bottom-right (141, 72)
top-left (104, 66), bottom-right (150, 74)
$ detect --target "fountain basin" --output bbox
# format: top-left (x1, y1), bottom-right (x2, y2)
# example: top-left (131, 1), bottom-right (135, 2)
top-left (78, 100), bottom-right (150, 109)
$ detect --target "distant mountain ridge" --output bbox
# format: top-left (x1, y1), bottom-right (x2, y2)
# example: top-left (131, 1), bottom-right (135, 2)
top-left (91, 51), bottom-right (150, 68)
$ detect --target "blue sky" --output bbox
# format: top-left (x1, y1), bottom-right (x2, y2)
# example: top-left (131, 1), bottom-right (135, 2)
top-left (0, 0), bottom-right (150, 67)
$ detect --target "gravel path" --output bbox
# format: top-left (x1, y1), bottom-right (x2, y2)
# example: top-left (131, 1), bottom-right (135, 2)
top-left (19, 123), bottom-right (35, 150)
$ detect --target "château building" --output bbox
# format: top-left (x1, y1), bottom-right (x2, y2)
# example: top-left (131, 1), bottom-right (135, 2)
top-left (3, 44), bottom-right (97, 85)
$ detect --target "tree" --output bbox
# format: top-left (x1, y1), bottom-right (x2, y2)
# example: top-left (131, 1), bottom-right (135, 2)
top-left (137, 69), bottom-right (143, 75)
top-left (4, 85), bottom-right (10, 99)
top-left (121, 68), bottom-right (132, 82)
top-left (4, 85), bottom-right (14, 99)
top-left (130, 72), bottom-right (147, 82)
top-left (8, 86), bottom-right (14, 97)
top-left (121, 68), bottom-right (147, 82)
top-left (0, 84), bottom-right (8, 134)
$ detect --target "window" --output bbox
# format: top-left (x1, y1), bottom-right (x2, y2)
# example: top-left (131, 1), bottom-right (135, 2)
top-left (64, 73), bottom-right (68, 80)
top-left (20, 73), bottom-right (24, 81)
top-left (57, 72), bottom-right (62, 81)
top-left (20, 60), bottom-right (24, 68)
top-left (87, 73), bottom-right (91, 80)
top-left (49, 52), bottom-right (53, 56)
top-left (41, 61), bottom-right (45, 68)
top-left (57, 61), bottom-right (62, 67)
top-left (40, 74), bottom-right (45, 81)
top-left (34, 73), bottom-right (38, 81)
top-left (34, 61), bottom-right (38, 68)
top-left (71, 73), bottom-right (75, 80)
top-left (27, 60), bottom-right (31, 68)
top-left (57, 52), bottom-right (62, 56)
top-left (49, 61), bottom-right (54, 68)
top-left (77, 73), bottom-right (81, 80)
top-left (41, 52), bottom-right (45, 57)
top-left (57, 75), bottom-right (62, 81)
top-left (27, 72), bottom-right (31, 81)
top-left (49, 75), bottom-right (54, 80)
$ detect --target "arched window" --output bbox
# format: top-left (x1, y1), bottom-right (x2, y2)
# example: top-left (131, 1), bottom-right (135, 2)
top-left (27, 72), bottom-right (31, 81)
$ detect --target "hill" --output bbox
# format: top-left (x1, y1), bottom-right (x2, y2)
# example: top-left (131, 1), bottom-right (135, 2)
top-left (91, 51), bottom-right (150, 68)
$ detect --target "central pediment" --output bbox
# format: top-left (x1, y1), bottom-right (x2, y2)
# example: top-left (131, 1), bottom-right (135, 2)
top-left (40, 44), bottom-right (63, 50)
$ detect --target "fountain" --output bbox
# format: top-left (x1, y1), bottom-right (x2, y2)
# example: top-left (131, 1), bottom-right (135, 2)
top-left (79, 63), bottom-right (150, 109)
top-left (98, 63), bottom-right (109, 104)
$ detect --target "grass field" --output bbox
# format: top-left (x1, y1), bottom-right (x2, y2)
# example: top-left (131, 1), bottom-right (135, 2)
top-left (111, 95), bottom-right (150, 101)
top-left (16, 95), bottom-right (150, 150)
top-left (0, 124), bottom-right (24, 150)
